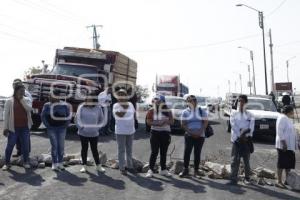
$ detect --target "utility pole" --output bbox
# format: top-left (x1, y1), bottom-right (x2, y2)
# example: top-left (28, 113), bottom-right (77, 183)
top-left (250, 51), bottom-right (256, 94)
top-left (259, 11), bottom-right (268, 95)
top-left (269, 29), bottom-right (275, 93)
top-left (239, 74), bottom-right (243, 94)
top-left (287, 60), bottom-right (290, 82)
top-left (248, 65), bottom-right (252, 94)
top-left (228, 80), bottom-right (231, 93)
top-left (86, 24), bottom-right (103, 49)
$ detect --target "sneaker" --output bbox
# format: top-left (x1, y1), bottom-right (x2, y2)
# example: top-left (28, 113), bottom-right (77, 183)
top-left (120, 169), bottom-right (127, 175)
top-left (23, 163), bottom-right (31, 169)
top-left (243, 178), bottom-right (251, 185)
top-left (146, 169), bottom-right (154, 178)
top-left (160, 169), bottom-right (172, 177)
top-left (80, 166), bottom-right (87, 173)
top-left (52, 163), bottom-right (59, 171)
top-left (2, 164), bottom-right (11, 171)
top-left (97, 165), bottom-right (106, 173)
top-left (57, 163), bottom-right (65, 171)
top-left (179, 169), bottom-right (189, 178)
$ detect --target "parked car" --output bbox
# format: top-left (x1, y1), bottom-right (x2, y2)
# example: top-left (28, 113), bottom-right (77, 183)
top-left (145, 96), bottom-right (187, 133)
top-left (226, 96), bottom-right (281, 138)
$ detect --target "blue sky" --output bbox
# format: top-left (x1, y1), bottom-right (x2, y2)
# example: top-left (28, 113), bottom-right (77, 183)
top-left (0, 0), bottom-right (299, 98)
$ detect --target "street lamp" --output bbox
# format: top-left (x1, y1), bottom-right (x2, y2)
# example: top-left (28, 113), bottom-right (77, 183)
top-left (286, 56), bottom-right (296, 82)
top-left (236, 4), bottom-right (268, 95)
top-left (238, 46), bottom-right (256, 94)
top-left (240, 61), bottom-right (252, 95)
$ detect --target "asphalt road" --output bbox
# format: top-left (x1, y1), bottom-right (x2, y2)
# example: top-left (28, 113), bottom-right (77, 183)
top-left (0, 110), bottom-right (299, 200)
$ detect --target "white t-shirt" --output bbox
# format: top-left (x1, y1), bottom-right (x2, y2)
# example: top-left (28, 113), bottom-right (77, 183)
top-left (98, 90), bottom-right (112, 107)
top-left (113, 102), bottom-right (135, 135)
top-left (276, 114), bottom-right (298, 151)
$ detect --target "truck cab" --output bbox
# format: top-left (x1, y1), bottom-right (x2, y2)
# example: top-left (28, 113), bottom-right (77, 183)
top-left (24, 47), bottom-right (137, 129)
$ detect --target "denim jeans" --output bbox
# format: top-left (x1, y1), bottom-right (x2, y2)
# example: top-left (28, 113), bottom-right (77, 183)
top-left (116, 134), bottom-right (134, 170)
top-left (47, 127), bottom-right (66, 164)
top-left (5, 127), bottom-right (30, 164)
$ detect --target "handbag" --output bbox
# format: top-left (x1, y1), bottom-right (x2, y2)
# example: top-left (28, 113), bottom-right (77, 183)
top-left (247, 137), bottom-right (254, 154)
top-left (198, 108), bottom-right (214, 138)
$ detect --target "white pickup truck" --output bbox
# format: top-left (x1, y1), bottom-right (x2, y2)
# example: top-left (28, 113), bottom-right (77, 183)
top-left (225, 96), bottom-right (281, 137)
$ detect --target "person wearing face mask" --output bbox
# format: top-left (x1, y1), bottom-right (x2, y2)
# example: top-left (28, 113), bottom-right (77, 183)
top-left (41, 89), bottom-right (71, 171)
top-left (228, 95), bottom-right (255, 185)
top-left (2, 83), bottom-right (32, 170)
top-left (113, 89), bottom-right (136, 175)
top-left (275, 105), bottom-right (299, 188)
top-left (145, 94), bottom-right (174, 178)
top-left (179, 95), bottom-right (208, 178)
top-left (75, 91), bottom-right (106, 173)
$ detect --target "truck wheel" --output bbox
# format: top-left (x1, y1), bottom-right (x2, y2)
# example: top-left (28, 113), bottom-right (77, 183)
top-left (227, 119), bottom-right (231, 133)
top-left (31, 113), bottom-right (42, 130)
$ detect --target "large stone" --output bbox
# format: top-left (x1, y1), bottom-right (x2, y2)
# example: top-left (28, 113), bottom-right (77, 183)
top-left (41, 154), bottom-right (52, 166)
top-left (207, 171), bottom-right (223, 179)
top-left (106, 159), bottom-right (119, 169)
top-left (30, 158), bottom-right (39, 168)
top-left (142, 163), bottom-right (150, 173)
top-left (205, 162), bottom-right (224, 175)
top-left (99, 153), bottom-right (107, 165)
top-left (167, 161), bottom-right (174, 170)
top-left (63, 154), bottom-right (77, 162)
top-left (38, 162), bottom-right (46, 168)
top-left (132, 158), bottom-right (144, 172)
top-left (11, 158), bottom-right (23, 166)
top-left (171, 161), bottom-right (184, 175)
top-left (69, 159), bottom-right (82, 165)
top-left (222, 164), bottom-right (231, 179)
top-left (254, 167), bottom-right (276, 179)
top-left (86, 157), bottom-right (94, 166)
top-left (287, 170), bottom-right (300, 191)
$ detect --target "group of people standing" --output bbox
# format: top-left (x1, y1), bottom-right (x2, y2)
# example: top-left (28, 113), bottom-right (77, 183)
top-left (2, 80), bottom-right (299, 187)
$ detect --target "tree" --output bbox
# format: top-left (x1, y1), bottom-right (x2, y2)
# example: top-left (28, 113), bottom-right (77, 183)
top-left (135, 85), bottom-right (149, 103)
top-left (24, 66), bottom-right (49, 79)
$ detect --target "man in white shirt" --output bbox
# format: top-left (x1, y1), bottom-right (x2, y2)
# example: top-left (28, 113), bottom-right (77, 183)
top-left (275, 105), bottom-right (298, 188)
top-left (228, 95), bottom-right (255, 185)
top-left (98, 84), bottom-right (112, 135)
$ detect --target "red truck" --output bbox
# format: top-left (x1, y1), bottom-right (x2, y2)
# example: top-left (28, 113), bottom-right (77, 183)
top-left (155, 75), bottom-right (189, 97)
top-left (24, 47), bottom-right (138, 129)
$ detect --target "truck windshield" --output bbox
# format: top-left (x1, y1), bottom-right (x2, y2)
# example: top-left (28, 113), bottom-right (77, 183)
top-left (246, 99), bottom-right (277, 112)
top-left (51, 64), bottom-right (98, 81)
top-left (165, 98), bottom-right (187, 109)
top-left (196, 97), bottom-right (207, 106)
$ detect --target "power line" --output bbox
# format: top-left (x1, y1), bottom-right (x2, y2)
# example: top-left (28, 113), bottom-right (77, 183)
top-left (266, 0), bottom-right (288, 17)
top-left (125, 33), bottom-right (260, 53)
top-left (11, 0), bottom-right (84, 26)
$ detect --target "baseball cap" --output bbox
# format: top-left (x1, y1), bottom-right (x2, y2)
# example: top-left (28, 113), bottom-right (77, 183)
top-left (152, 94), bottom-right (165, 102)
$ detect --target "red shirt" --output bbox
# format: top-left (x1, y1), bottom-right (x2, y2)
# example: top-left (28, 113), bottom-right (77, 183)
top-left (14, 98), bottom-right (28, 128)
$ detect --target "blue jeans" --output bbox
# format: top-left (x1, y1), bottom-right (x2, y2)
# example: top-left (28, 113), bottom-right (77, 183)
top-left (48, 127), bottom-right (66, 164)
top-left (5, 127), bottom-right (30, 164)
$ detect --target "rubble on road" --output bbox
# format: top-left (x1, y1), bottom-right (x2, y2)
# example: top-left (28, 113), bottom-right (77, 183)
top-left (254, 167), bottom-right (276, 179)
top-left (171, 161), bottom-right (184, 175)
top-left (286, 170), bottom-right (300, 191)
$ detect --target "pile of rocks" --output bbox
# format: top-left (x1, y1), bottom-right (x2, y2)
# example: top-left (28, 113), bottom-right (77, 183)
top-left (0, 150), bottom-right (108, 169)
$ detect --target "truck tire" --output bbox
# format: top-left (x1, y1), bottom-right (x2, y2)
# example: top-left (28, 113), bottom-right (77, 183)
top-left (227, 119), bottom-right (231, 133)
top-left (31, 113), bottom-right (42, 130)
